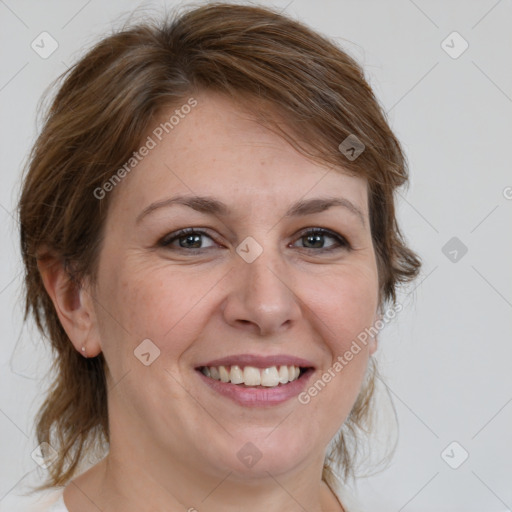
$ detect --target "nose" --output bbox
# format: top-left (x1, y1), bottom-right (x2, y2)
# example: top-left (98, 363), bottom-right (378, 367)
top-left (221, 245), bottom-right (302, 337)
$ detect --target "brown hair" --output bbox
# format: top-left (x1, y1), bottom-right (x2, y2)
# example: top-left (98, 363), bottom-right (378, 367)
top-left (18, 1), bottom-right (421, 493)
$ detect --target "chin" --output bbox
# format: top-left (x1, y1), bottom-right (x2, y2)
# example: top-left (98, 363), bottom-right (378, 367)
top-left (209, 431), bottom-right (316, 479)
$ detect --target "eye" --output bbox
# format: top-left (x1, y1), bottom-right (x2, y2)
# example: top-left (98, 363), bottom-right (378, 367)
top-left (158, 228), bottom-right (218, 250)
top-left (158, 227), bottom-right (350, 253)
top-left (291, 228), bottom-right (349, 252)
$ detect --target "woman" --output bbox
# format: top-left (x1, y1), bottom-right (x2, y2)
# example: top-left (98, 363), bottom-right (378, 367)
top-left (14, 2), bottom-right (421, 511)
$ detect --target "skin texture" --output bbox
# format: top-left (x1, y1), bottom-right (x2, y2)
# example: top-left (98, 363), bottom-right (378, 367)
top-left (40, 90), bottom-right (380, 512)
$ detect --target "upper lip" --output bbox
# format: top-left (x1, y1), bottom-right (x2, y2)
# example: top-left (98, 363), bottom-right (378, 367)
top-left (196, 354), bottom-right (315, 369)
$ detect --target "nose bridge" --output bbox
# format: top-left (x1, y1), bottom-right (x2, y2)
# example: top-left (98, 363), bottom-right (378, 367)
top-left (223, 232), bottom-right (301, 335)
top-left (244, 242), bottom-right (283, 292)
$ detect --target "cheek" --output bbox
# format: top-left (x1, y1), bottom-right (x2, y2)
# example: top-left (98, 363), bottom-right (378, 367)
top-left (95, 260), bottom-right (219, 356)
top-left (298, 268), bottom-right (377, 432)
top-left (307, 264), bottom-right (379, 352)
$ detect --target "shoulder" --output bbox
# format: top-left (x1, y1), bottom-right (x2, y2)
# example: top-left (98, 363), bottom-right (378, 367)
top-left (0, 487), bottom-right (66, 512)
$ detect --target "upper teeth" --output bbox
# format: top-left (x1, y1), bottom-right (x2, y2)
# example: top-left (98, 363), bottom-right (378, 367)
top-left (201, 365), bottom-right (302, 387)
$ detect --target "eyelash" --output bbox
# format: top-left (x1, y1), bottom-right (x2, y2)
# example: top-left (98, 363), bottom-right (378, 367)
top-left (158, 227), bottom-right (350, 253)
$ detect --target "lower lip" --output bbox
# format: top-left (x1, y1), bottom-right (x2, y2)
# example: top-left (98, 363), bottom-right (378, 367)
top-left (196, 369), bottom-right (314, 407)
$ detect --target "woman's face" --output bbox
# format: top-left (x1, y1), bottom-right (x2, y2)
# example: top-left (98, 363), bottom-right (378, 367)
top-left (88, 90), bottom-right (380, 480)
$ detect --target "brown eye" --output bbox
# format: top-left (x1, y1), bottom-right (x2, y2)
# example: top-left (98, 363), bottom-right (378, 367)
top-left (159, 228), bottom-right (217, 250)
top-left (292, 228), bottom-right (349, 251)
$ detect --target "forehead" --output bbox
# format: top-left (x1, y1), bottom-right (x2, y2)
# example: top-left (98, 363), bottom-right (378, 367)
top-left (108, 91), bottom-right (368, 220)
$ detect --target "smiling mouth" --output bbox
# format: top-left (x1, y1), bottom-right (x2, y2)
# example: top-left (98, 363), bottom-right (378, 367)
top-left (196, 364), bottom-right (312, 388)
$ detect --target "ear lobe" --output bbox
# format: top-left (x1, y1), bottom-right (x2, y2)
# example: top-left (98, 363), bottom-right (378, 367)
top-left (37, 252), bottom-right (102, 358)
top-left (368, 312), bottom-right (382, 356)
top-left (369, 335), bottom-right (378, 356)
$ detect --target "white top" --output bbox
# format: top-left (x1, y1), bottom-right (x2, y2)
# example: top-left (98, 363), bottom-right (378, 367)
top-left (1, 482), bottom-right (365, 512)
top-left (0, 487), bottom-right (66, 512)
top-left (44, 493), bottom-right (66, 512)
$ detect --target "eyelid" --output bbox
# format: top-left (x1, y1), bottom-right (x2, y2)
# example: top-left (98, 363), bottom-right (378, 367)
top-left (158, 226), bottom-right (350, 252)
top-left (159, 227), bottom-right (218, 247)
top-left (292, 227), bottom-right (350, 250)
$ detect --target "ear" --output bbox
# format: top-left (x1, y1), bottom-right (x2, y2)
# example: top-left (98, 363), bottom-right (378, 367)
top-left (369, 335), bottom-right (378, 356)
top-left (37, 253), bottom-right (102, 358)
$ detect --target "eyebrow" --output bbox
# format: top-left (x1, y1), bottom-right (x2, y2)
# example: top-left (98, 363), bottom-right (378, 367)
top-left (136, 194), bottom-right (366, 227)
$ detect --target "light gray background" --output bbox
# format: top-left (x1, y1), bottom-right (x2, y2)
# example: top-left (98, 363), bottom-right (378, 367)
top-left (1, 0), bottom-right (511, 510)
